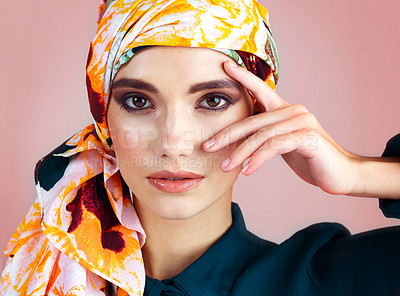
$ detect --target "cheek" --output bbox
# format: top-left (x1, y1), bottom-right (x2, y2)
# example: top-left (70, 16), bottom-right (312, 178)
top-left (111, 124), bottom-right (155, 168)
top-left (111, 124), bottom-right (154, 151)
top-left (107, 109), bottom-right (152, 169)
top-left (211, 101), bottom-right (251, 147)
top-left (209, 101), bottom-right (251, 165)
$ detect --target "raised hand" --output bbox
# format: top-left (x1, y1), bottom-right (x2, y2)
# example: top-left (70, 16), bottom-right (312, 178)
top-left (202, 60), bottom-right (361, 196)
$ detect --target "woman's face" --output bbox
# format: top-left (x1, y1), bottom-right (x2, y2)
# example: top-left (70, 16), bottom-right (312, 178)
top-left (107, 46), bottom-right (253, 220)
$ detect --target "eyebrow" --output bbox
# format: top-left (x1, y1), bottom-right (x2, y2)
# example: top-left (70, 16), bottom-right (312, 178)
top-left (112, 78), bottom-right (159, 93)
top-left (111, 78), bottom-right (243, 94)
top-left (188, 79), bottom-right (243, 93)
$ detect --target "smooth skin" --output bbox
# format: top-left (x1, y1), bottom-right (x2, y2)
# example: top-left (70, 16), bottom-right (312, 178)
top-left (205, 60), bottom-right (400, 199)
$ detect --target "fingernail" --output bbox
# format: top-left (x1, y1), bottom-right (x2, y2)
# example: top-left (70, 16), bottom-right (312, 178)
top-left (221, 157), bottom-right (232, 168)
top-left (228, 60), bottom-right (239, 68)
top-left (204, 138), bottom-right (216, 149)
top-left (241, 163), bottom-right (250, 173)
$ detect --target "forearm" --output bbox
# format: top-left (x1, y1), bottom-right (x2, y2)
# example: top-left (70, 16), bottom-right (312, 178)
top-left (348, 155), bottom-right (400, 199)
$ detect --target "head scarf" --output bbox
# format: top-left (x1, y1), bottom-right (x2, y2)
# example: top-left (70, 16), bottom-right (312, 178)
top-left (0, 0), bottom-right (279, 295)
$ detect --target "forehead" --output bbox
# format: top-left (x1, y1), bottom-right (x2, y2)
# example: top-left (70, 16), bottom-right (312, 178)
top-left (114, 46), bottom-right (233, 82)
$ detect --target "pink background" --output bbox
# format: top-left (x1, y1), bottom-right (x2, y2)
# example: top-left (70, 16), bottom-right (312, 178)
top-left (1, 0), bottom-right (399, 270)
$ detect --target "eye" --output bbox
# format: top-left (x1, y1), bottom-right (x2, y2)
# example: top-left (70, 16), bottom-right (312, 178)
top-left (197, 93), bottom-right (233, 112)
top-left (118, 93), bottom-right (154, 113)
top-left (114, 92), bottom-right (234, 114)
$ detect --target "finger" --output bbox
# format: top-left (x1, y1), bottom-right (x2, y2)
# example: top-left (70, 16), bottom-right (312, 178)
top-left (220, 112), bottom-right (317, 171)
top-left (203, 104), bottom-right (310, 152)
top-left (223, 60), bottom-right (290, 111)
top-left (241, 129), bottom-right (319, 175)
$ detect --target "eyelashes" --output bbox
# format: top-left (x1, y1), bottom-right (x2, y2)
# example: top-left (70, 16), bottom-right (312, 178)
top-left (114, 92), bottom-right (235, 114)
top-left (196, 94), bottom-right (233, 112)
top-left (120, 94), bottom-right (154, 113)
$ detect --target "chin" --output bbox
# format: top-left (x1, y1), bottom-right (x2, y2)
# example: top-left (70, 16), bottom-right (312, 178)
top-left (132, 188), bottom-right (222, 222)
top-left (149, 197), bottom-right (211, 221)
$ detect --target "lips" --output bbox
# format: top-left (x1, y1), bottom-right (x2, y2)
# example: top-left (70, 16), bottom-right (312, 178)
top-left (147, 170), bottom-right (203, 179)
top-left (147, 170), bottom-right (204, 193)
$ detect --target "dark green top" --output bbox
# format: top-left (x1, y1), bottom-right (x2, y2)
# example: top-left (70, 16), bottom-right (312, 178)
top-left (142, 134), bottom-right (400, 296)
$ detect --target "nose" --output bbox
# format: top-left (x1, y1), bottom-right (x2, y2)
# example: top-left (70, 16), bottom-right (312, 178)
top-left (152, 108), bottom-right (198, 160)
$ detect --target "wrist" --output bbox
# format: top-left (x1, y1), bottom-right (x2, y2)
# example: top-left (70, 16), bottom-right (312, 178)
top-left (347, 156), bottom-right (400, 199)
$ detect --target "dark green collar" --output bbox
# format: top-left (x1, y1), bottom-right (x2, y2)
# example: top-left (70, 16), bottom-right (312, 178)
top-left (144, 203), bottom-right (275, 296)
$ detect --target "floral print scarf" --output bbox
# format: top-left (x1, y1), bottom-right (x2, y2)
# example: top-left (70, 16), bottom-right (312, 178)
top-left (0, 0), bottom-right (279, 295)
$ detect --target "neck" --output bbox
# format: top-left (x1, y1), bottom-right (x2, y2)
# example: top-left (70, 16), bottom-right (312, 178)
top-left (134, 192), bottom-right (233, 280)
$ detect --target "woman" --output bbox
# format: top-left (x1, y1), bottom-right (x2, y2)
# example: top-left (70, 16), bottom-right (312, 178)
top-left (1, 0), bottom-right (399, 295)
